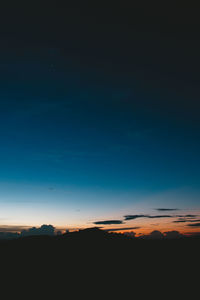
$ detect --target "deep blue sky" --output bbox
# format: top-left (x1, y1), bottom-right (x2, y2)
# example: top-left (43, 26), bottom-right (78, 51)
top-left (0, 2), bottom-right (200, 232)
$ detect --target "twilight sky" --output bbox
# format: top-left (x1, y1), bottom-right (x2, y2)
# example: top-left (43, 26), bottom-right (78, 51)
top-left (0, 2), bottom-right (200, 235)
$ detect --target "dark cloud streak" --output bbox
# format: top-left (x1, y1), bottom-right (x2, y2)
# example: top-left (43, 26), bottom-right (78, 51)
top-left (124, 214), bottom-right (173, 221)
top-left (93, 220), bottom-right (123, 225)
top-left (104, 227), bottom-right (140, 232)
top-left (124, 215), bottom-right (146, 221)
top-left (155, 208), bottom-right (179, 212)
top-left (187, 223), bottom-right (200, 227)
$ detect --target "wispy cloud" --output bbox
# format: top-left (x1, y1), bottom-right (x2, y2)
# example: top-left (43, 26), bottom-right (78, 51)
top-left (124, 215), bottom-right (146, 220)
top-left (124, 214), bottom-right (173, 221)
top-left (173, 220), bottom-right (188, 223)
top-left (177, 214), bottom-right (198, 218)
top-left (155, 208), bottom-right (179, 212)
top-left (174, 218), bottom-right (200, 223)
top-left (187, 223), bottom-right (200, 227)
top-left (148, 215), bottom-right (172, 219)
top-left (104, 227), bottom-right (140, 232)
top-left (93, 220), bottom-right (124, 225)
top-left (173, 214), bottom-right (200, 223)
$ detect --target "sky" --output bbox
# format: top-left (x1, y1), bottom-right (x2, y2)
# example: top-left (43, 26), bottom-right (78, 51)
top-left (0, 2), bottom-right (200, 235)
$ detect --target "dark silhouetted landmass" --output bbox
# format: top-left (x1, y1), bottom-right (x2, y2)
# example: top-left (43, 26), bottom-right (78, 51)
top-left (1, 227), bottom-right (199, 294)
top-left (1, 227), bottom-right (200, 262)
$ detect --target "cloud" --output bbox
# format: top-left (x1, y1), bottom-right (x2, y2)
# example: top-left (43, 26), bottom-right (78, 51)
top-left (177, 214), bottom-right (198, 218)
top-left (0, 232), bottom-right (20, 239)
top-left (21, 224), bottom-right (55, 236)
top-left (0, 225), bottom-right (29, 232)
top-left (93, 220), bottom-right (123, 225)
top-left (124, 214), bottom-right (172, 221)
top-left (155, 208), bottom-right (179, 212)
top-left (48, 187), bottom-right (56, 191)
top-left (124, 231), bottom-right (137, 237)
top-left (174, 217), bottom-right (200, 223)
top-left (184, 215), bottom-right (198, 218)
top-left (187, 223), bottom-right (200, 227)
top-left (141, 230), bottom-right (164, 239)
top-left (104, 227), bottom-right (140, 232)
top-left (164, 231), bottom-right (184, 239)
top-left (140, 230), bottom-right (184, 239)
top-left (148, 215), bottom-right (172, 219)
top-left (187, 232), bottom-right (200, 237)
top-left (149, 230), bottom-right (165, 239)
top-left (124, 215), bottom-right (147, 220)
top-left (173, 215), bottom-right (200, 223)
top-left (173, 220), bottom-right (188, 223)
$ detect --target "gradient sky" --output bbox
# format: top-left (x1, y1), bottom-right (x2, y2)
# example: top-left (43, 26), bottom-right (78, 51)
top-left (0, 2), bottom-right (200, 235)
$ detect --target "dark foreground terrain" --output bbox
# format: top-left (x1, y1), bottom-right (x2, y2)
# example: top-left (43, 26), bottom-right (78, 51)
top-left (1, 227), bottom-right (199, 265)
top-left (1, 228), bottom-right (199, 294)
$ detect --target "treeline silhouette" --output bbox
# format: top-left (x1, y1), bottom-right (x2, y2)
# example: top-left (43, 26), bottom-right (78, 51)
top-left (1, 227), bottom-right (200, 260)
top-left (0, 227), bottom-right (199, 294)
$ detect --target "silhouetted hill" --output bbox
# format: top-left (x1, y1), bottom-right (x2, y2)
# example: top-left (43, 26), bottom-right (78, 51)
top-left (0, 227), bottom-right (199, 295)
top-left (1, 227), bottom-right (200, 259)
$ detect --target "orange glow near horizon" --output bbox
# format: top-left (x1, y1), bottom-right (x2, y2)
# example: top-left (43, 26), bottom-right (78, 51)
top-left (106, 223), bottom-right (200, 236)
top-left (1, 208), bottom-right (200, 237)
